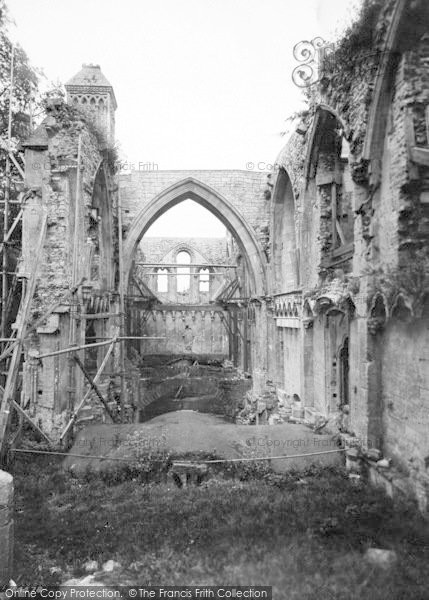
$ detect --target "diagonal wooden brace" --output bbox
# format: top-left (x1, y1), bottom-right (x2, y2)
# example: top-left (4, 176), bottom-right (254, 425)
top-left (73, 355), bottom-right (118, 423)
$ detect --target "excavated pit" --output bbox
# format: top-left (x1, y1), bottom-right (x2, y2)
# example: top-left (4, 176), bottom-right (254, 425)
top-left (136, 354), bottom-right (251, 422)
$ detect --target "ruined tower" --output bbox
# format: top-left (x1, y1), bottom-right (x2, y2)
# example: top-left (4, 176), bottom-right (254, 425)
top-left (65, 64), bottom-right (117, 146)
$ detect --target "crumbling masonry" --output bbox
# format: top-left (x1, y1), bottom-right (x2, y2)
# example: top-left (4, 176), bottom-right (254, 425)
top-left (14, 0), bottom-right (429, 510)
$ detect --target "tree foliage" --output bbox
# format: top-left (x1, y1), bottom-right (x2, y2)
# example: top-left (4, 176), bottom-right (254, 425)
top-left (0, 0), bottom-right (39, 197)
top-left (0, 1), bottom-right (39, 338)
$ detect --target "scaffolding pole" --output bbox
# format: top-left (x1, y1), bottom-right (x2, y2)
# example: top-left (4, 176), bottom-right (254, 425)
top-left (60, 337), bottom-right (117, 442)
top-left (0, 213), bottom-right (47, 461)
top-left (117, 188), bottom-right (127, 421)
top-left (68, 135), bottom-right (82, 415)
top-left (135, 262), bottom-right (238, 268)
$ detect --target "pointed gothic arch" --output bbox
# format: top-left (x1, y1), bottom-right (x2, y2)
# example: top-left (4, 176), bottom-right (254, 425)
top-left (90, 160), bottom-right (114, 291)
top-left (270, 167), bottom-right (299, 293)
top-left (122, 178), bottom-right (267, 296)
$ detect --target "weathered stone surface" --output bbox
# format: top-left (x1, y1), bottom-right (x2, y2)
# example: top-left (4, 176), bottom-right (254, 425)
top-left (0, 470), bottom-right (13, 587)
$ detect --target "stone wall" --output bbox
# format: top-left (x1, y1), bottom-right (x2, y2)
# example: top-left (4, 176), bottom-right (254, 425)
top-left (140, 237), bottom-right (228, 264)
top-left (0, 469), bottom-right (13, 586)
top-left (265, 0), bottom-right (429, 508)
top-left (136, 360), bottom-right (252, 422)
top-left (137, 236), bottom-right (231, 304)
top-left (380, 318), bottom-right (429, 507)
top-left (133, 306), bottom-right (229, 357)
top-left (120, 170), bottom-right (268, 235)
top-left (21, 100), bottom-right (119, 440)
top-left (275, 327), bottom-right (302, 403)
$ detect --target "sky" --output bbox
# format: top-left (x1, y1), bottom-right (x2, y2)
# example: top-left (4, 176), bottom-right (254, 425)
top-left (7, 0), bottom-right (360, 236)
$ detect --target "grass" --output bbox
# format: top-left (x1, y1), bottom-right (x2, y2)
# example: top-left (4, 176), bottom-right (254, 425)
top-left (11, 453), bottom-right (429, 600)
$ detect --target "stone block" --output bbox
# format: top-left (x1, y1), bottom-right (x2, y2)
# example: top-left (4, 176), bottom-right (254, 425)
top-left (291, 404), bottom-right (304, 419)
top-left (364, 548), bottom-right (398, 570)
top-left (0, 469), bottom-right (13, 587)
top-left (304, 406), bottom-right (323, 425)
top-left (0, 470), bottom-right (13, 506)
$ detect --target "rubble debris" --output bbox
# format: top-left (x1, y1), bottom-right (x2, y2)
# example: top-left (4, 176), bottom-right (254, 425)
top-left (102, 559), bottom-right (122, 573)
top-left (364, 548), bottom-right (398, 570)
top-left (83, 560), bottom-right (99, 573)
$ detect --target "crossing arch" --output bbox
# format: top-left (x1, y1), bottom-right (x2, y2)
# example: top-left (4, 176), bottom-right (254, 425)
top-left (122, 177), bottom-right (267, 296)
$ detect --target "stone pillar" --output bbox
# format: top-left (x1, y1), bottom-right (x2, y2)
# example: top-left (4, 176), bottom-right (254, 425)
top-left (0, 469), bottom-right (13, 586)
top-left (251, 301), bottom-right (269, 394)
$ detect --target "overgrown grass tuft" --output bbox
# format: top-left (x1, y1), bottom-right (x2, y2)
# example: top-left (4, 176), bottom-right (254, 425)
top-left (11, 453), bottom-right (429, 599)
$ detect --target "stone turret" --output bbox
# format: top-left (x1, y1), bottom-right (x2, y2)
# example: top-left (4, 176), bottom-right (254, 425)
top-left (65, 64), bottom-right (117, 146)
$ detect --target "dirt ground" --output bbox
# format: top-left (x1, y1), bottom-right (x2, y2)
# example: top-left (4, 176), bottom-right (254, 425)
top-left (63, 410), bottom-right (343, 473)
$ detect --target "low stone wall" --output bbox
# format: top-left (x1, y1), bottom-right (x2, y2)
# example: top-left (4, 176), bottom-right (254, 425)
top-left (0, 469), bottom-right (13, 586)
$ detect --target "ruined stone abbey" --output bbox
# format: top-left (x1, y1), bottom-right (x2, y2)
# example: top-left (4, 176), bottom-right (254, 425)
top-left (7, 0), bottom-right (429, 515)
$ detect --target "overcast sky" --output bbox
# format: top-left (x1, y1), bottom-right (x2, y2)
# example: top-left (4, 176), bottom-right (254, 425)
top-left (8, 0), bottom-right (359, 236)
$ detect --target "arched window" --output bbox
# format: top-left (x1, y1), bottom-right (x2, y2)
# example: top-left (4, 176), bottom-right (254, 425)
top-left (309, 109), bottom-right (354, 263)
top-left (176, 251), bottom-right (191, 292)
top-left (199, 268), bottom-right (210, 292)
top-left (272, 168), bottom-right (299, 292)
top-left (157, 268), bottom-right (168, 293)
top-left (338, 336), bottom-right (349, 408)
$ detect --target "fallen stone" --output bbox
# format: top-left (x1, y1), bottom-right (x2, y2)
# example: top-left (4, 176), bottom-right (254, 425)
top-left (346, 447), bottom-right (360, 458)
top-left (366, 448), bottom-right (382, 461)
top-left (83, 560), bottom-right (99, 573)
top-left (346, 448), bottom-right (361, 473)
top-left (102, 560), bottom-right (122, 573)
top-left (377, 458), bottom-right (391, 468)
top-left (345, 504), bottom-right (360, 516)
top-left (291, 405), bottom-right (304, 419)
top-left (288, 416), bottom-right (304, 424)
top-left (364, 548), bottom-right (398, 569)
top-left (257, 401), bottom-right (266, 413)
top-left (304, 406), bottom-right (323, 425)
top-left (62, 575), bottom-right (100, 586)
top-left (313, 417), bottom-right (329, 433)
